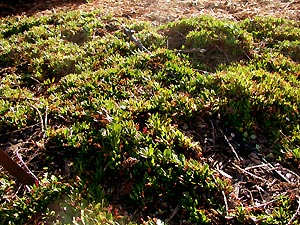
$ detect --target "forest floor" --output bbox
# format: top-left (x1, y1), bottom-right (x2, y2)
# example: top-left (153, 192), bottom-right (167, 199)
top-left (1, 0), bottom-right (300, 224)
top-left (1, 0), bottom-right (299, 22)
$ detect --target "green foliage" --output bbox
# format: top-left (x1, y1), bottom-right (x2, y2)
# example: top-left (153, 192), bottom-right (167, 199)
top-left (252, 196), bottom-right (299, 224)
top-left (240, 17), bottom-right (300, 42)
top-left (185, 20), bottom-right (253, 57)
top-left (0, 9), bottom-right (299, 224)
top-left (162, 16), bottom-right (254, 68)
top-left (210, 63), bottom-right (299, 135)
top-left (240, 17), bottom-right (300, 61)
top-left (0, 174), bottom-right (71, 225)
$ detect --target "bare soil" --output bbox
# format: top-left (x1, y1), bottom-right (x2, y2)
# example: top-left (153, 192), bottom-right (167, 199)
top-left (1, 0), bottom-right (299, 22)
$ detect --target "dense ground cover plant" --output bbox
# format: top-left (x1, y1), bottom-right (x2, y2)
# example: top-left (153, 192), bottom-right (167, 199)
top-left (0, 9), bottom-right (300, 224)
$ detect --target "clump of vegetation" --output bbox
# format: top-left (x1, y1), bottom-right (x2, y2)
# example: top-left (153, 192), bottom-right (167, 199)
top-left (161, 16), bottom-right (254, 69)
top-left (0, 9), bottom-right (299, 224)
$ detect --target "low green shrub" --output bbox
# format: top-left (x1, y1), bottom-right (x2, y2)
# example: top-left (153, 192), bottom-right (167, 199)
top-left (1, 10), bottom-right (299, 224)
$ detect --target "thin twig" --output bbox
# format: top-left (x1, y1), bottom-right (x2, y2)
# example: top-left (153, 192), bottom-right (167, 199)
top-left (14, 184), bottom-right (24, 198)
top-left (247, 189), bottom-right (254, 206)
top-left (215, 45), bottom-right (229, 62)
top-left (29, 76), bottom-right (41, 84)
top-left (44, 105), bottom-right (48, 138)
top-left (209, 119), bottom-right (216, 145)
top-left (0, 124), bottom-right (39, 137)
top-left (213, 175), bottom-right (229, 216)
top-left (222, 190), bottom-right (229, 216)
top-left (287, 196), bottom-right (300, 225)
top-left (256, 185), bottom-right (266, 203)
top-left (0, 96), bottom-right (37, 101)
top-left (282, 167), bottom-right (300, 181)
top-left (15, 149), bottom-right (39, 185)
top-left (242, 49), bottom-right (251, 60)
top-left (261, 159), bottom-right (291, 183)
top-left (247, 198), bottom-right (279, 209)
top-left (226, 128), bottom-right (291, 183)
top-left (244, 163), bottom-right (269, 171)
top-left (0, 148), bottom-right (36, 185)
top-left (166, 204), bottom-right (180, 223)
top-left (216, 169), bottom-right (232, 179)
top-left (232, 163), bottom-right (267, 182)
top-left (123, 26), bottom-right (152, 54)
top-left (192, 68), bottom-right (210, 74)
top-left (177, 48), bottom-right (206, 54)
top-left (28, 103), bottom-right (45, 133)
top-left (219, 128), bottom-right (242, 161)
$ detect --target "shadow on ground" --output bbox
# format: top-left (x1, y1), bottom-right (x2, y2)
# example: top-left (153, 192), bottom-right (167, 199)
top-left (0, 0), bottom-right (86, 17)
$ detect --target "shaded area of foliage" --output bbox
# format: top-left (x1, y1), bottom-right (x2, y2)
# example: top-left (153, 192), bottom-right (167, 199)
top-left (0, 10), bottom-right (300, 224)
top-left (0, 0), bottom-right (87, 18)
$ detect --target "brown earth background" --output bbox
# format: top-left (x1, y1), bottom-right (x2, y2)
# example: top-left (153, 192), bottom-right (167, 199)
top-left (1, 0), bottom-right (299, 22)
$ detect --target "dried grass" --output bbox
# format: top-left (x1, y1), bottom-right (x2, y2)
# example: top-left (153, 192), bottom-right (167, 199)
top-left (1, 0), bottom-right (299, 22)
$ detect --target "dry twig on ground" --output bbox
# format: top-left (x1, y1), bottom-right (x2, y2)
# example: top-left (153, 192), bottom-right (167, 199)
top-left (123, 26), bottom-right (152, 54)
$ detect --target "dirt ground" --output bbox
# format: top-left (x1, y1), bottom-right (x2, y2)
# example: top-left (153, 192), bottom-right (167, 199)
top-left (1, 0), bottom-right (299, 22)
